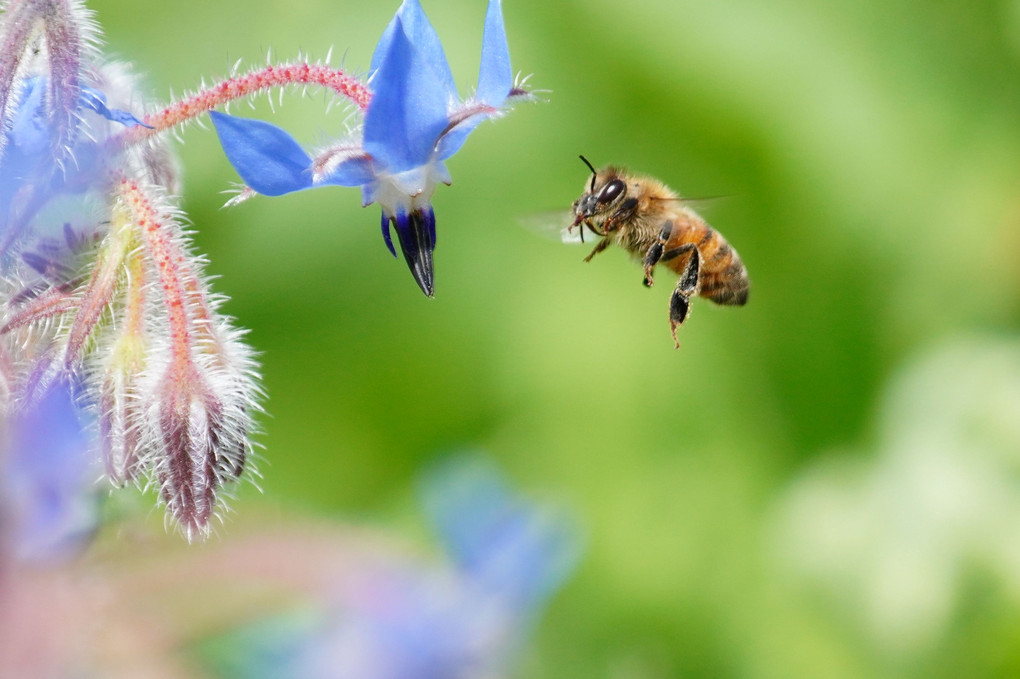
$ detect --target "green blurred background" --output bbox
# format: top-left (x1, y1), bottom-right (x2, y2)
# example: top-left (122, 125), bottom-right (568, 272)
top-left (91, 0), bottom-right (1020, 676)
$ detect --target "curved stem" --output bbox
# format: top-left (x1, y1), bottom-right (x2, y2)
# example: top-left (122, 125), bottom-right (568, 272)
top-left (114, 62), bottom-right (372, 149)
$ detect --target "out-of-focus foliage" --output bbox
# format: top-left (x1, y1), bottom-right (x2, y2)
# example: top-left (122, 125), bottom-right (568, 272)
top-left (79, 0), bottom-right (1020, 676)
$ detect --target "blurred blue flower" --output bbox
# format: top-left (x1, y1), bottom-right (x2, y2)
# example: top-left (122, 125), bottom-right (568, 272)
top-left (0, 75), bottom-right (147, 255)
top-left (420, 457), bottom-right (580, 613)
top-left (211, 0), bottom-right (524, 296)
top-left (0, 379), bottom-right (98, 563)
top-left (215, 458), bottom-right (580, 679)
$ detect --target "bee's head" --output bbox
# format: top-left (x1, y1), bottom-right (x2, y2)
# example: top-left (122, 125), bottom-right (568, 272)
top-left (571, 155), bottom-right (628, 226)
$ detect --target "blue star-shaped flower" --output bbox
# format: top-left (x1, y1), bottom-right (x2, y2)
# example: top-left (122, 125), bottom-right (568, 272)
top-left (210, 0), bottom-right (524, 296)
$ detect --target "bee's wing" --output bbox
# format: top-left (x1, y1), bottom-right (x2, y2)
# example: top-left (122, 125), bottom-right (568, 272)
top-left (519, 211), bottom-right (600, 245)
top-left (655, 194), bottom-right (729, 213)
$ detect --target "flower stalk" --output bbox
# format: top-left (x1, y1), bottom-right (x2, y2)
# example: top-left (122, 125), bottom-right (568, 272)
top-left (113, 62), bottom-right (372, 151)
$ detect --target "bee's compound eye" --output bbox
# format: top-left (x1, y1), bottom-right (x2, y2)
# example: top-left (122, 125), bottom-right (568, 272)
top-left (598, 179), bottom-right (626, 204)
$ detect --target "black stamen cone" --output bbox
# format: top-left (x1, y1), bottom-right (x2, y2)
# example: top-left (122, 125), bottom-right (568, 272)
top-left (393, 208), bottom-right (436, 297)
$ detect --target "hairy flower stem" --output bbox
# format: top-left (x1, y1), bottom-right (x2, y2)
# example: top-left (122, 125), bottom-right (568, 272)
top-left (0, 285), bottom-right (77, 335)
top-left (116, 177), bottom-right (201, 368)
top-left (113, 62), bottom-right (371, 150)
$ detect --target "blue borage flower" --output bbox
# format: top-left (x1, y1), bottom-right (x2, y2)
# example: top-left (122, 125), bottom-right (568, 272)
top-left (210, 0), bottom-right (525, 296)
top-left (419, 456), bottom-right (581, 613)
top-left (1, 75), bottom-right (148, 253)
top-left (1, 75), bottom-right (146, 190)
top-left (1, 378), bottom-right (98, 563)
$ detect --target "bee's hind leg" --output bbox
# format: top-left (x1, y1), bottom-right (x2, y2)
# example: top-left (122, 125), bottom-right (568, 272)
top-left (664, 244), bottom-right (700, 349)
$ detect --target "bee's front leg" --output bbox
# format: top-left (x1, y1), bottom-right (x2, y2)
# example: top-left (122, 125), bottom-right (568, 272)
top-left (583, 236), bottom-right (612, 262)
top-left (664, 244), bottom-right (700, 349)
top-left (642, 220), bottom-right (674, 287)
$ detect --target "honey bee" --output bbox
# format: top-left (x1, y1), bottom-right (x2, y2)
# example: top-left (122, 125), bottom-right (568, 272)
top-left (570, 156), bottom-right (749, 348)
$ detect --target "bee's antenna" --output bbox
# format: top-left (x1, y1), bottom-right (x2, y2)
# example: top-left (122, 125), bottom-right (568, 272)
top-left (579, 155), bottom-right (597, 192)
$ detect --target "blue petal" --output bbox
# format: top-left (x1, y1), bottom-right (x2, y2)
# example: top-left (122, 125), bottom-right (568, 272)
top-left (435, 110), bottom-right (495, 161)
top-left (210, 112), bottom-right (314, 196)
top-left (380, 211), bottom-right (397, 257)
top-left (369, 12), bottom-right (400, 76)
top-left (4, 378), bottom-right (97, 562)
top-left (361, 182), bottom-right (378, 208)
top-left (397, 0), bottom-right (456, 98)
top-left (421, 457), bottom-right (582, 610)
top-left (1, 79), bottom-right (49, 221)
top-left (79, 87), bottom-right (151, 128)
top-left (372, 0), bottom-right (456, 98)
top-left (318, 154), bottom-right (376, 187)
top-left (435, 125), bottom-right (474, 161)
top-left (475, 0), bottom-right (513, 107)
top-left (364, 16), bottom-right (454, 173)
top-left (8, 77), bottom-right (48, 154)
